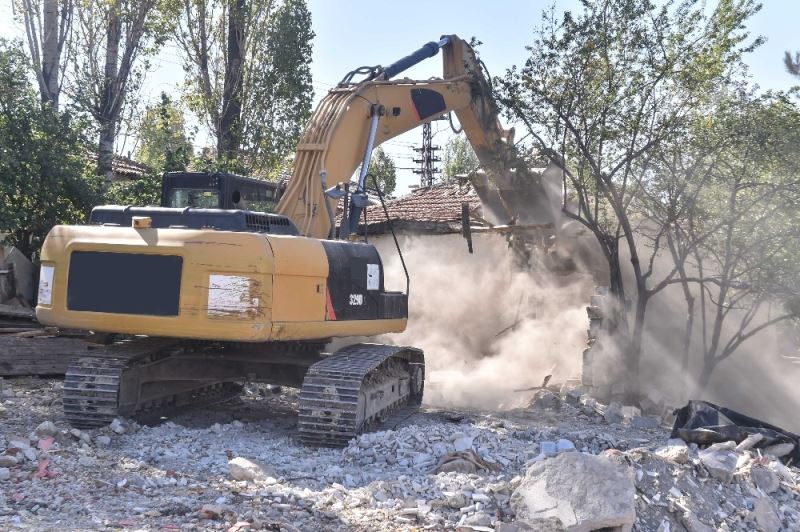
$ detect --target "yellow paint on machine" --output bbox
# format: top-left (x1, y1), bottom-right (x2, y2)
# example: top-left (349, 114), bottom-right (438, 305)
top-left (35, 225), bottom-right (406, 341)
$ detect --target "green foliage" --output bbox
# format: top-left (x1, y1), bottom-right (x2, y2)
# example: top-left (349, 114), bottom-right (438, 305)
top-left (442, 134), bottom-right (479, 183)
top-left (241, 0), bottom-right (314, 175)
top-left (695, 91), bottom-right (800, 299)
top-left (105, 171), bottom-right (162, 206)
top-left (499, 0), bottom-right (762, 291)
top-left (136, 92), bottom-right (193, 172)
top-left (177, 0), bottom-right (314, 176)
top-left (69, 0), bottom-right (181, 175)
top-left (0, 40), bottom-right (100, 260)
top-left (367, 147), bottom-right (396, 196)
top-left (650, 89), bottom-right (800, 383)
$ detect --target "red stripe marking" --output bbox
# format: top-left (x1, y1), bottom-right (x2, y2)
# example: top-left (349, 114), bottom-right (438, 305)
top-left (412, 101), bottom-right (421, 121)
top-left (326, 288), bottom-right (337, 321)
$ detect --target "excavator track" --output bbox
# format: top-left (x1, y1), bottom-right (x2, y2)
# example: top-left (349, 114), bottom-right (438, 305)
top-left (62, 338), bottom-right (242, 428)
top-left (298, 343), bottom-right (424, 447)
top-left (63, 355), bottom-right (127, 427)
top-left (62, 339), bottom-right (425, 446)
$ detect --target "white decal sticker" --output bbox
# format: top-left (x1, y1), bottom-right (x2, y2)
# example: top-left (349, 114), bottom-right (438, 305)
top-left (208, 274), bottom-right (256, 317)
top-left (38, 265), bottom-right (55, 305)
top-left (366, 263), bottom-right (379, 291)
top-left (349, 293), bottom-right (364, 306)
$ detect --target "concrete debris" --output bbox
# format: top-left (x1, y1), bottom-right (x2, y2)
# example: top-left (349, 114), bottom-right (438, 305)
top-left (752, 496), bottom-right (781, 532)
top-left (0, 455), bottom-right (19, 467)
top-left (604, 402), bottom-right (624, 424)
top-left (556, 439), bottom-right (576, 453)
top-left (227, 457), bottom-right (272, 482)
top-left (109, 418), bottom-right (127, 434)
top-left (655, 439), bottom-right (689, 464)
top-left (462, 511), bottom-right (493, 529)
top-left (735, 432), bottom-right (764, 452)
top-left (751, 464), bottom-right (780, 494)
top-left (453, 435), bottom-right (474, 452)
top-left (638, 395), bottom-right (663, 416)
top-left (622, 405), bottom-right (641, 418)
top-left (540, 441), bottom-right (558, 457)
top-left (763, 442), bottom-right (795, 459)
top-left (7, 435), bottom-right (31, 449)
top-left (199, 503), bottom-right (225, 520)
top-left (680, 511), bottom-right (714, 532)
top-left (698, 442), bottom-right (738, 483)
top-left (564, 388), bottom-right (583, 406)
top-left (630, 415), bottom-right (660, 430)
top-left (1, 379), bottom-right (799, 531)
top-left (77, 456), bottom-right (96, 467)
top-left (69, 428), bottom-right (91, 444)
top-left (33, 421), bottom-right (58, 438)
top-left (530, 389), bottom-right (561, 410)
top-left (511, 452), bottom-right (636, 531)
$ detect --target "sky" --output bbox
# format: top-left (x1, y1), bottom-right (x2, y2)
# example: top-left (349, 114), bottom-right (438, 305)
top-left (2, 0), bottom-right (799, 194)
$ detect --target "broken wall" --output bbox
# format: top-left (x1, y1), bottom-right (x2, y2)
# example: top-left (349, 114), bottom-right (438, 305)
top-left (0, 246), bottom-right (34, 305)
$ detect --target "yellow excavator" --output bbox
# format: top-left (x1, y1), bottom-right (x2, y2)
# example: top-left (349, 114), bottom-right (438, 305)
top-left (35, 35), bottom-right (554, 446)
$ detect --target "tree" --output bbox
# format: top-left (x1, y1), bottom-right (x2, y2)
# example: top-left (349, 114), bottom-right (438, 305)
top-left (677, 92), bottom-right (800, 390)
top-left (585, 89), bottom-right (800, 397)
top-left (14, 0), bottom-right (73, 109)
top-left (105, 171), bottom-right (162, 206)
top-left (136, 92), bottom-right (193, 172)
top-left (69, 0), bottom-right (177, 188)
top-left (498, 0), bottom-right (762, 399)
top-left (0, 40), bottom-right (99, 259)
top-left (367, 147), bottom-right (396, 195)
top-left (442, 134), bottom-right (479, 183)
top-left (784, 51), bottom-right (800, 77)
top-left (175, 0), bottom-right (314, 174)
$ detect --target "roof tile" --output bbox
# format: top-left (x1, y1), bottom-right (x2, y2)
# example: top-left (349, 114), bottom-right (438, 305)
top-left (368, 182), bottom-right (481, 225)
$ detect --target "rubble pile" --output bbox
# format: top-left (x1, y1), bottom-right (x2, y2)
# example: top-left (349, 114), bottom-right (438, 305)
top-left (1, 378), bottom-right (799, 531)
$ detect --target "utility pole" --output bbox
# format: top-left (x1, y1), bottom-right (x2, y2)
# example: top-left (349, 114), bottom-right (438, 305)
top-left (412, 122), bottom-right (441, 187)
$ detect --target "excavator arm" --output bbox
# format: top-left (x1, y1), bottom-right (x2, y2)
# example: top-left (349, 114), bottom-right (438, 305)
top-left (276, 35), bottom-right (555, 240)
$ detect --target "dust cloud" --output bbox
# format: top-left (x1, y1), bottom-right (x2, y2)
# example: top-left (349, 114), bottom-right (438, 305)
top-left (607, 237), bottom-right (800, 433)
top-left (639, 275), bottom-right (800, 434)
top-left (353, 228), bottom-right (800, 429)
top-left (374, 233), bottom-right (594, 411)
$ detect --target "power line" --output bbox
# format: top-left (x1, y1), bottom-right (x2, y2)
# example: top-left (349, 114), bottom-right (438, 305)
top-left (412, 122), bottom-right (441, 187)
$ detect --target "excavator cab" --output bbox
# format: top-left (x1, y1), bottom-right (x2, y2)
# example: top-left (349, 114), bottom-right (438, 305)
top-left (160, 171), bottom-right (283, 212)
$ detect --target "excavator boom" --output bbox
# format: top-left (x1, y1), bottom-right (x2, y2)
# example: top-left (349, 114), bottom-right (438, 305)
top-left (277, 35), bottom-right (555, 240)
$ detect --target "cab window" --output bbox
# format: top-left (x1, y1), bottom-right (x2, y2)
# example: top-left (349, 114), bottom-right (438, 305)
top-left (231, 181), bottom-right (277, 212)
top-left (168, 188), bottom-right (220, 208)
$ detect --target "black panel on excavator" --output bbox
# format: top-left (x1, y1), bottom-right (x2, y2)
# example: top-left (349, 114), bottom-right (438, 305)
top-left (379, 292), bottom-right (408, 320)
top-left (67, 251), bottom-right (182, 316)
top-left (410, 88), bottom-right (446, 120)
top-left (321, 241), bottom-right (387, 321)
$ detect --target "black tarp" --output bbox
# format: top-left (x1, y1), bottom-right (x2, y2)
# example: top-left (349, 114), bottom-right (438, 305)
top-left (671, 400), bottom-right (800, 463)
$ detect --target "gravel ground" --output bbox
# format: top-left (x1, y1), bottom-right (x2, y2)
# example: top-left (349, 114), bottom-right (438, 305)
top-left (1, 377), bottom-right (799, 531)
